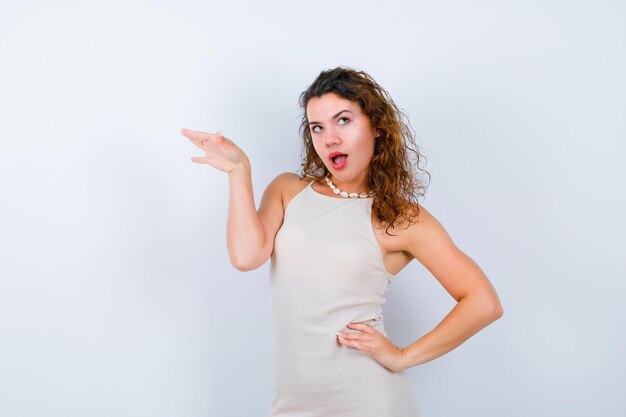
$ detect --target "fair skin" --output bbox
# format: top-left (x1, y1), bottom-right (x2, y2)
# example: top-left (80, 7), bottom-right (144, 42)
top-left (306, 92), bottom-right (377, 195)
top-left (180, 92), bottom-right (503, 372)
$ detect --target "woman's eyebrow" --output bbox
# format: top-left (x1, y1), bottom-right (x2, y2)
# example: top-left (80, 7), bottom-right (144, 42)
top-left (308, 109), bottom-right (352, 126)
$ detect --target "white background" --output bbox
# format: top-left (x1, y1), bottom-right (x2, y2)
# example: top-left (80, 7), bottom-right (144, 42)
top-left (1, 1), bottom-right (624, 416)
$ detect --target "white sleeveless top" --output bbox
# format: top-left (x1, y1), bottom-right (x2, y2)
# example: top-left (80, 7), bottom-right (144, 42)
top-left (267, 179), bottom-right (420, 416)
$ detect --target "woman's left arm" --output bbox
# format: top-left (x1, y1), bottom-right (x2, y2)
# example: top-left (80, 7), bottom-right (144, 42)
top-left (398, 204), bottom-right (504, 370)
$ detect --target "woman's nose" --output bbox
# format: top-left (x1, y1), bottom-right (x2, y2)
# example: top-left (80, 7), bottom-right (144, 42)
top-left (323, 129), bottom-right (341, 145)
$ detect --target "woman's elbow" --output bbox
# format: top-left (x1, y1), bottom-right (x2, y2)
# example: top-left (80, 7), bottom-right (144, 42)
top-left (230, 253), bottom-right (268, 272)
top-left (490, 300), bottom-right (504, 319)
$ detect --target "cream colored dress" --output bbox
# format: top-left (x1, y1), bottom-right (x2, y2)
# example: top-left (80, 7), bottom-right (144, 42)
top-left (267, 179), bottom-right (420, 417)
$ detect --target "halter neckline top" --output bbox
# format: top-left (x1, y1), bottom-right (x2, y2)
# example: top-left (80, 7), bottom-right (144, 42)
top-left (284, 179), bottom-right (394, 279)
top-left (266, 178), bottom-right (420, 417)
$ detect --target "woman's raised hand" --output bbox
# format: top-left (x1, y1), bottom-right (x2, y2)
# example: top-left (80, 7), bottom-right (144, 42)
top-left (180, 128), bottom-right (250, 174)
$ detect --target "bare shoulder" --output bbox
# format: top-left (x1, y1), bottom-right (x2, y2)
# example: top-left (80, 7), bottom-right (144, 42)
top-left (274, 171), bottom-right (308, 187)
top-left (265, 172), bottom-right (301, 192)
top-left (257, 172), bottom-right (305, 236)
top-left (266, 172), bottom-right (312, 214)
top-left (396, 202), bottom-right (452, 255)
top-left (283, 173), bottom-right (314, 210)
top-left (271, 171), bottom-right (310, 193)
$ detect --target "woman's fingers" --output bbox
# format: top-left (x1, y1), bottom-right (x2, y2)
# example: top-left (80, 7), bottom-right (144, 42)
top-left (181, 127), bottom-right (248, 173)
top-left (346, 322), bottom-right (374, 334)
top-left (180, 128), bottom-right (217, 144)
top-left (181, 128), bottom-right (234, 151)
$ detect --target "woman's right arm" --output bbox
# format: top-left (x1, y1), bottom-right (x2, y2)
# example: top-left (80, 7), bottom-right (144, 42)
top-left (180, 128), bottom-right (286, 271)
top-left (226, 166), bottom-right (290, 271)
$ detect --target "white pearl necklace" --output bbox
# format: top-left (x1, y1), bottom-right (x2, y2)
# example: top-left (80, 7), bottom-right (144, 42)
top-left (324, 174), bottom-right (376, 198)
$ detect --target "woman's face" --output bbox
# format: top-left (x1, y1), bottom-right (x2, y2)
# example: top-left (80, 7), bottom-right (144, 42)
top-left (306, 93), bottom-right (377, 185)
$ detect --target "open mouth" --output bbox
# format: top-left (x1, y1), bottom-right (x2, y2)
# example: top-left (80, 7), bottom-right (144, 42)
top-left (331, 154), bottom-right (347, 164)
top-left (330, 154), bottom-right (348, 169)
top-left (329, 152), bottom-right (348, 169)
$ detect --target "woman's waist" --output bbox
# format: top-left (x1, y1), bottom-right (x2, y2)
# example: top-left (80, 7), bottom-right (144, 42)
top-left (271, 313), bottom-right (387, 344)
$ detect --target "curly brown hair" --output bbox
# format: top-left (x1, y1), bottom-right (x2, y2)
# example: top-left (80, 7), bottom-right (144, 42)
top-left (297, 66), bottom-right (431, 236)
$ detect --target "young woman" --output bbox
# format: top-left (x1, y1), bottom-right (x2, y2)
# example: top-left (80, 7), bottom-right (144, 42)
top-left (181, 66), bottom-right (503, 416)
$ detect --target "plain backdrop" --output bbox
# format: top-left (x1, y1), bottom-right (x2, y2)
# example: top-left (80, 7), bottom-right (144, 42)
top-left (1, 1), bottom-right (624, 416)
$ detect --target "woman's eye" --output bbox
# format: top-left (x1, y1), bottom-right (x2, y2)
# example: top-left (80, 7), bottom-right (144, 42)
top-left (311, 118), bottom-right (349, 134)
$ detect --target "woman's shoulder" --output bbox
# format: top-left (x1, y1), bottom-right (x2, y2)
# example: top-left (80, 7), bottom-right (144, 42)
top-left (390, 201), bottom-right (454, 259)
top-left (269, 172), bottom-right (314, 207)
top-left (272, 172), bottom-right (314, 189)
